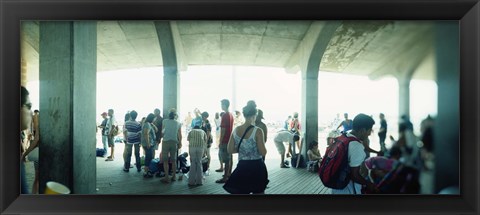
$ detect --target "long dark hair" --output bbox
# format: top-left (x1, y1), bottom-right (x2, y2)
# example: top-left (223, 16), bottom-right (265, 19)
top-left (21, 86), bottom-right (29, 106)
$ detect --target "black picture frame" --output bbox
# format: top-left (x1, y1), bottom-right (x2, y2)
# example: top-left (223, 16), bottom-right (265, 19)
top-left (1, 0), bottom-right (479, 214)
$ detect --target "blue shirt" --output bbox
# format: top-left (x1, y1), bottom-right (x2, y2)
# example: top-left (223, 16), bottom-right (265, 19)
top-left (141, 122), bottom-right (156, 147)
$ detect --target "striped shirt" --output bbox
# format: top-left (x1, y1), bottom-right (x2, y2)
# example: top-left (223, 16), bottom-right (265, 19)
top-left (187, 129), bottom-right (206, 148)
top-left (124, 120), bottom-right (142, 144)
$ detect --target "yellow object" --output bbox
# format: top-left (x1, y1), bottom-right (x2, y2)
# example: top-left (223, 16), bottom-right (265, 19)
top-left (44, 181), bottom-right (71, 194)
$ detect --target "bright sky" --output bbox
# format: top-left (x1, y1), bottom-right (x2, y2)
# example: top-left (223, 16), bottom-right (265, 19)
top-left (26, 65), bottom-right (438, 134)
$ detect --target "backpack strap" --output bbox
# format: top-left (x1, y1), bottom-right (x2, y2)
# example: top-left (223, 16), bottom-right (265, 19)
top-left (237, 125), bottom-right (255, 151)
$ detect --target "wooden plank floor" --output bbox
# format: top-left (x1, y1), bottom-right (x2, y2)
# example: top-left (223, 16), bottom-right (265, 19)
top-left (94, 151), bottom-right (331, 195)
top-left (23, 143), bottom-right (331, 194)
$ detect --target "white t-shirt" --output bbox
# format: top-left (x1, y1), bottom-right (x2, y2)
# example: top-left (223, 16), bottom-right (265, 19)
top-left (331, 133), bottom-right (366, 195)
top-left (274, 130), bottom-right (294, 144)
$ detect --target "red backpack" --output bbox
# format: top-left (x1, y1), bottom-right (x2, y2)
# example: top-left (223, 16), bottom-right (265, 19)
top-left (319, 134), bottom-right (359, 189)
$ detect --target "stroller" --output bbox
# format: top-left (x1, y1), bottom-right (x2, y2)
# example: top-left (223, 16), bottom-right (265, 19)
top-left (362, 157), bottom-right (420, 194)
top-left (374, 163), bottom-right (420, 194)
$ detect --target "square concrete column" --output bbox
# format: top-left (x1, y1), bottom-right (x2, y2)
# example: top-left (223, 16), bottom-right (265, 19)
top-left (398, 75), bottom-right (411, 119)
top-left (155, 21), bottom-right (180, 117)
top-left (434, 21), bottom-right (459, 193)
top-left (301, 77), bottom-right (319, 155)
top-left (39, 21), bottom-right (97, 194)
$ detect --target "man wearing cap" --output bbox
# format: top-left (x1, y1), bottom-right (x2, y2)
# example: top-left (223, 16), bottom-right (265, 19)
top-left (255, 109), bottom-right (267, 161)
top-left (98, 112), bottom-right (109, 156)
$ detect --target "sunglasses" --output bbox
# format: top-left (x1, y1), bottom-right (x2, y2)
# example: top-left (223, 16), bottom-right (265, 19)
top-left (23, 103), bottom-right (32, 110)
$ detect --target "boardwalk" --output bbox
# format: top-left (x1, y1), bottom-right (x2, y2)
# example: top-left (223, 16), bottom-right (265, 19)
top-left (24, 143), bottom-right (331, 194)
top-left (95, 144), bottom-right (331, 195)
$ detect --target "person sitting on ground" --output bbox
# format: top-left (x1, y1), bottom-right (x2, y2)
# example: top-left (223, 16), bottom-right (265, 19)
top-left (273, 130), bottom-right (300, 168)
top-left (307, 141), bottom-right (322, 172)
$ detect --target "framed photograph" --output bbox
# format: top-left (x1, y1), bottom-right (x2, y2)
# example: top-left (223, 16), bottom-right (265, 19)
top-left (1, 0), bottom-right (479, 214)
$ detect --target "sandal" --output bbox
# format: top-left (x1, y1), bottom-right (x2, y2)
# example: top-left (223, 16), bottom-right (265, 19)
top-left (215, 169), bottom-right (224, 172)
top-left (215, 177), bottom-right (228, 183)
top-left (160, 177), bottom-right (170, 183)
top-left (170, 176), bottom-right (176, 181)
top-left (105, 158), bottom-right (114, 161)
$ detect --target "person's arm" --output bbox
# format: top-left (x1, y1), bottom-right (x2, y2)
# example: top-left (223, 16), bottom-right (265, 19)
top-left (307, 150), bottom-right (314, 161)
top-left (227, 131), bottom-right (237, 154)
top-left (123, 125), bottom-right (128, 144)
top-left (308, 150), bottom-right (321, 161)
top-left (263, 125), bottom-right (268, 143)
top-left (22, 138), bottom-right (39, 161)
top-left (177, 126), bottom-right (182, 149)
top-left (336, 121), bottom-right (343, 130)
top-left (151, 123), bottom-right (158, 133)
top-left (351, 166), bottom-right (378, 193)
top-left (220, 127), bottom-right (226, 143)
top-left (143, 125), bottom-right (150, 149)
top-left (256, 129), bottom-right (267, 156)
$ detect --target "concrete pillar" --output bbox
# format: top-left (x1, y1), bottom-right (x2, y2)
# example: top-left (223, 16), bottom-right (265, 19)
top-left (300, 21), bottom-right (341, 158)
top-left (301, 76), bottom-right (318, 155)
top-left (21, 58), bottom-right (27, 86)
top-left (38, 21), bottom-right (97, 194)
top-left (434, 21), bottom-right (459, 193)
top-left (155, 21), bottom-right (179, 118)
top-left (397, 75), bottom-right (411, 119)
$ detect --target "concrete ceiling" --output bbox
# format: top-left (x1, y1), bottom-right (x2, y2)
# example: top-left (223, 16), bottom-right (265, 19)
top-left (21, 20), bottom-right (435, 82)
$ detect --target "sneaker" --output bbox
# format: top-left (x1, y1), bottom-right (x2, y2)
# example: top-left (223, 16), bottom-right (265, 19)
top-left (280, 164), bottom-right (290, 168)
top-left (123, 168), bottom-right (129, 172)
top-left (143, 172), bottom-right (153, 178)
top-left (105, 158), bottom-right (114, 161)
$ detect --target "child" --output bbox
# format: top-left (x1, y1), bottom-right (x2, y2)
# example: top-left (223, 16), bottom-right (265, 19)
top-left (307, 141), bottom-right (322, 172)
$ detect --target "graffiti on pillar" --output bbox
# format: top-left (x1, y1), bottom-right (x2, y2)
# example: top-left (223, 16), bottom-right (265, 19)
top-left (48, 97), bottom-right (61, 122)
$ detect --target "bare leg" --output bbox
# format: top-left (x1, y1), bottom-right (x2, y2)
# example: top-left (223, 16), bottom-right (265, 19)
top-left (32, 170), bottom-right (39, 194)
top-left (162, 161), bottom-right (170, 183)
top-left (110, 147), bottom-right (115, 159)
top-left (171, 159), bottom-right (177, 181)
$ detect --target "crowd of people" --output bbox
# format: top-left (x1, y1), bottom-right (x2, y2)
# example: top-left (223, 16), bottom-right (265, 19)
top-left (20, 84), bottom-right (435, 195)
